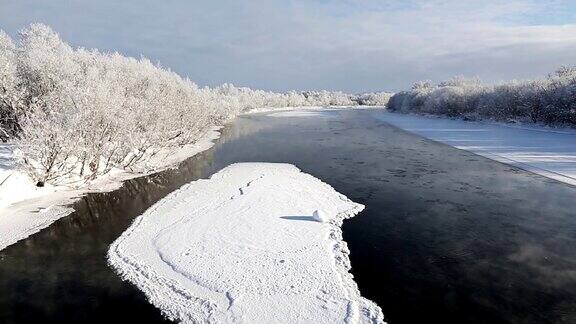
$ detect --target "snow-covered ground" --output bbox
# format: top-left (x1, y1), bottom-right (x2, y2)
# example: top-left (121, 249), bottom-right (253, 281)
top-left (377, 112), bottom-right (576, 186)
top-left (0, 127), bottom-right (222, 251)
top-left (0, 143), bottom-right (64, 210)
top-left (269, 110), bottom-right (337, 118)
top-left (108, 163), bottom-right (384, 323)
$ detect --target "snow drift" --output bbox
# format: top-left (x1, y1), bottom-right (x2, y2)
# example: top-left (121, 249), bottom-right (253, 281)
top-left (108, 163), bottom-right (384, 323)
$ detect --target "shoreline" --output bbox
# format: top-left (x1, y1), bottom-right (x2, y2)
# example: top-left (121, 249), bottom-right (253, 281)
top-left (376, 111), bottom-right (576, 187)
top-left (0, 126), bottom-right (222, 251)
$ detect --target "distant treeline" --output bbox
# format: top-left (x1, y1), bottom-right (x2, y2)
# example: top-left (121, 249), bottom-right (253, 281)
top-left (388, 67), bottom-right (576, 126)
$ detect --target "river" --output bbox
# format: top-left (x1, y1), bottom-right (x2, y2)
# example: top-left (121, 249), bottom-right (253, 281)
top-left (1, 109), bottom-right (576, 323)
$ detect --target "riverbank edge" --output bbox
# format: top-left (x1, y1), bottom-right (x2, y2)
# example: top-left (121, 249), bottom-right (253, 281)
top-left (0, 126), bottom-right (221, 251)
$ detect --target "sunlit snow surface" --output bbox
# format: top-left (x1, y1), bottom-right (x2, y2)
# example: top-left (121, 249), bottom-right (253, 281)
top-left (108, 163), bottom-right (384, 323)
top-left (378, 112), bottom-right (576, 186)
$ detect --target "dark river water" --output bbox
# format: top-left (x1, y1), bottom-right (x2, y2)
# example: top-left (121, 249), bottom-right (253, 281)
top-left (2, 109), bottom-right (576, 323)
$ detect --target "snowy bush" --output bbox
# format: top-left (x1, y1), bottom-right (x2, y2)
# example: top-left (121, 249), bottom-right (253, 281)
top-left (0, 24), bottom-right (385, 185)
top-left (353, 92), bottom-right (393, 106)
top-left (302, 90), bottom-right (354, 106)
top-left (388, 69), bottom-right (576, 126)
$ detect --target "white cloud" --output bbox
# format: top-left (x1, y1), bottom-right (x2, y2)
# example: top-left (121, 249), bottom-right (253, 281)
top-left (0, 0), bottom-right (575, 91)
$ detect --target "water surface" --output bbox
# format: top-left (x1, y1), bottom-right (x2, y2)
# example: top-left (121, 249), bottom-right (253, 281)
top-left (1, 109), bottom-right (576, 323)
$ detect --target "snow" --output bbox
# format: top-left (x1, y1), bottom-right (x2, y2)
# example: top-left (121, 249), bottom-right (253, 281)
top-left (0, 203), bottom-right (74, 251)
top-left (244, 106), bottom-right (326, 114)
top-left (269, 110), bottom-right (336, 118)
top-left (243, 105), bottom-right (366, 116)
top-left (313, 209), bottom-right (333, 222)
top-left (108, 163), bottom-right (384, 323)
top-left (377, 112), bottom-right (576, 186)
top-left (0, 144), bottom-right (73, 210)
top-left (0, 127), bottom-right (222, 251)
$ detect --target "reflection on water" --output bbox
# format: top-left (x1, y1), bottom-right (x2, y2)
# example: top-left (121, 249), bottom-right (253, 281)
top-left (1, 109), bottom-right (576, 323)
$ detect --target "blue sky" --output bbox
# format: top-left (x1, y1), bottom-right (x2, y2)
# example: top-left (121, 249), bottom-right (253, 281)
top-left (1, 0), bottom-right (575, 92)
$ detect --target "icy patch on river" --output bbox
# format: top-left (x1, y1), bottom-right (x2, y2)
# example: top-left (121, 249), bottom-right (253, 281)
top-left (108, 163), bottom-right (384, 323)
top-left (377, 112), bottom-right (576, 186)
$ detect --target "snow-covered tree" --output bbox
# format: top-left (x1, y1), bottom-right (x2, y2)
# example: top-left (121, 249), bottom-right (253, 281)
top-left (2, 23), bottom-right (387, 185)
top-left (388, 68), bottom-right (576, 126)
top-left (0, 31), bottom-right (22, 140)
top-left (353, 92), bottom-right (393, 106)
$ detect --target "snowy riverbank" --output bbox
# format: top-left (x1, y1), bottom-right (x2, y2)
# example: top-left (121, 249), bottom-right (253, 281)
top-left (108, 163), bottom-right (384, 323)
top-left (0, 127), bottom-right (222, 251)
top-left (377, 112), bottom-right (576, 186)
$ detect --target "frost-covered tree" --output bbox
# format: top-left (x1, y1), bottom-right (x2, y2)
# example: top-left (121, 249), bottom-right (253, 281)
top-left (2, 23), bottom-right (385, 185)
top-left (0, 31), bottom-right (22, 140)
top-left (353, 92), bottom-right (393, 106)
top-left (388, 68), bottom-right (576, 126)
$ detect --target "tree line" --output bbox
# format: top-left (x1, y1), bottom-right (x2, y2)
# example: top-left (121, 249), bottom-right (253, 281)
top-left (388, 68), bottom-right (576, 126)
top-left (0, 24), bottom-right (390, 185)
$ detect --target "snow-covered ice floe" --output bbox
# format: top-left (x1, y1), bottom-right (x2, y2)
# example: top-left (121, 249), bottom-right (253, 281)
top-left (377, 112), bottom-right (576, 186)
top-left (108, 163), bottom-right (384, 323)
